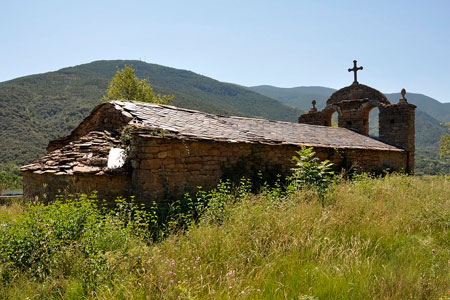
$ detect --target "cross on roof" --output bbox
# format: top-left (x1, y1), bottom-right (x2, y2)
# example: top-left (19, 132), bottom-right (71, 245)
top-left (348, 60), bottom-right (363, 84)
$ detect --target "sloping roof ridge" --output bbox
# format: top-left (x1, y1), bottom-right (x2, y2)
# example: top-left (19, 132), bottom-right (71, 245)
top-left (110, 100), bottom-right (335, 128)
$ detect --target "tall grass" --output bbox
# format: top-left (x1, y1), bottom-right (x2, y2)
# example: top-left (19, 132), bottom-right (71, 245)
top-left (0, 175), bottom-right (449, 299)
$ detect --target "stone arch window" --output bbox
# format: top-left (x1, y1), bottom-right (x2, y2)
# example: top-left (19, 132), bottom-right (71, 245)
top-left (322, 108), bottom-right (339, 127)
top-left (369, 106), bottom-right (380, 137)
top-left (362, 104), bottom-right (380, 137)
top-left (299, 83), bottom-right (392, 135)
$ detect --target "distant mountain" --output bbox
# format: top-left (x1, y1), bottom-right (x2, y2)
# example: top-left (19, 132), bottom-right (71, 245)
top-left (248, 85), bottom-right (450, 123)
top-left (0, 60), bottom-right (302, 166)
top-left (247, 85), bottom-right (450, 174)
top-left (1, 60), bottom-right (448, 175)
top-left (246, 85), bottom-right (335, 111)
top-left (385, 92), bottom-right (450, 123)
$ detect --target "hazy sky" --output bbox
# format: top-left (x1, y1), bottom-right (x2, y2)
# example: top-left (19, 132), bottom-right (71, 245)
top-left (1, 0), bottom-right (450, 102)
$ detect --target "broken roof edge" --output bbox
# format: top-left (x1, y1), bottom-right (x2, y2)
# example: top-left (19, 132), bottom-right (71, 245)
top-left (20, 129), bottom-right (126, 175)
top-left (47, 102), bottom-right (133, 153)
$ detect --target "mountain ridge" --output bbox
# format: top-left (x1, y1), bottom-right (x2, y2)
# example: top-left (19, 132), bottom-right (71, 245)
top-left (1, 60), bottom-right (449, 174)
top-left (0, 60), bottom-right (301, 166)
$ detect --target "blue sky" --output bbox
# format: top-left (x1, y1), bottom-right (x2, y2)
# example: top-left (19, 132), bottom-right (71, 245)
top-left (1, 0), bottom-right (450, 102)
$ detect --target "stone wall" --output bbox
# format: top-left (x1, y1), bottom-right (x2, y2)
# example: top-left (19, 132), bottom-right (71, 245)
top-left (24, 137), bottom-right (408, 203)
top-left (298, 111), bottom-right (326, 126)
top-left (47, 103), bottom-right (131, 152)
top-left (129, 136), bottom-right (408, 201)
top-left (326, 83), bottom-right (390, 106)
top-left (379, 102), bottom-right (416, 171)
top-left (23, 172), bottom-right (131, 203)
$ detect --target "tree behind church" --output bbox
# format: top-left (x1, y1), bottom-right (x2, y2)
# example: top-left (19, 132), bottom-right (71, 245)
top-left (103, 64), bottom-right (174, 104)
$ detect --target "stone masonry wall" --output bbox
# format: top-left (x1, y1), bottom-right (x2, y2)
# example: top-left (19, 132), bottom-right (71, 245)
top-left (298, 111), bottom-right (326, 126)
top-left (24, 138), bottom-right (407, 203)
top-left (129, 136), bottom-right (408, 201)
top-left (23, 172), bottom-right (131, 203)
top-left (47, 103), bottom-right (132, 152)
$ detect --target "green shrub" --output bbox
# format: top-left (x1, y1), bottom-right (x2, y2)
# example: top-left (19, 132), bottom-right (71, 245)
top-left (287, 147), bottom-right (335, 199)
top-left (0, 171), bottom-right (22, 192)
top-left (0, 193), bottom-right (150, 280)
top-left (167, 177), bottom-right (253, 229)
top-left (0, 178), bottom-right (254, 281)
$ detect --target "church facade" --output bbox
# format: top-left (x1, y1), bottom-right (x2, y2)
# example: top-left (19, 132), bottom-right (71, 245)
top-left (299, 61), bottom-right (415, 171)
top-left (21, 62), bottom-right (415, 202)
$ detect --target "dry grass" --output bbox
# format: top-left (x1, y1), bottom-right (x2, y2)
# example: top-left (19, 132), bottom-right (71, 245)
top-left (1, 175), bottom-right (449, 299)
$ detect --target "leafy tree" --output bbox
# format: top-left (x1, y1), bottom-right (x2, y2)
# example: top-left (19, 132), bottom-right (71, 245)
top-left (440, 122), bottom-right (450, 158)
top-left (103, 65), bottom-right (174, 104)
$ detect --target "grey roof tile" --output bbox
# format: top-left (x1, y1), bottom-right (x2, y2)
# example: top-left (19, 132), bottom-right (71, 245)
top-left (112, 101), bottom-right (403, 152)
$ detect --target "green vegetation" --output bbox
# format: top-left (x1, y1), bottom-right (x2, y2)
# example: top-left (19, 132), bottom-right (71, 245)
top-left (287, 147), bottom-right (334, 199)
top-left (0, 149), bottom-right (449, 299)
top-left (247, 85), bottom-right (335, 111)
top-left (103, 65), bottom-right (174, 104)
top-left (414, 112), bottom-right (450, 175)
top-left (440, 123), bottom-right (450, 158)
top-left (0, 194), bottom-right (153, 280)
top-left (0, 60), bottom-right (301, 167)
top-left (0, 164), bottom-right (22, 193)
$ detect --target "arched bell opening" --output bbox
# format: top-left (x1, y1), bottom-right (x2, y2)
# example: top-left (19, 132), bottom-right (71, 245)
top-left (322, 108), bottom-right (339, 127)
top-left (331, 111), bottom-right (339, 127)
top-left (369, 107), bottom-right (380, 137)
top-left (363, 105), bottom-right (380, 137)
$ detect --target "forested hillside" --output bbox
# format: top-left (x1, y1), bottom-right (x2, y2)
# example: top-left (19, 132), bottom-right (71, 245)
top-left (0, 60), bottom-right (301, 166)
top-left (1, 60), bottom-right (449, 174)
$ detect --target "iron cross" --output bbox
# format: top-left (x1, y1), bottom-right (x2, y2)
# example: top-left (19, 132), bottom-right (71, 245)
top-left (348, 60), bottom-right (363, 84)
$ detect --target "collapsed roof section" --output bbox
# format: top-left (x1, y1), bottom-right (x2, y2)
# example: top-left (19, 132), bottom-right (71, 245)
top-left (21, 130), bottom-right (122, 175)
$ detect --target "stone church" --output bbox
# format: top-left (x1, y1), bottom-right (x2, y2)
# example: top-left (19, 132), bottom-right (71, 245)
top-left (21, 61), bottom-right (416, 201)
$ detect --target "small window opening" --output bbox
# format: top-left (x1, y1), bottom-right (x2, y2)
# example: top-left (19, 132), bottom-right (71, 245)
top-left (331, 111), bottom-right (338, 127)
top-left (325, 111), bottom-right (338, 127)
top-left (390, 119), bottom-right (395, 124)
top-left (369, 107), bottom-right (379, 137)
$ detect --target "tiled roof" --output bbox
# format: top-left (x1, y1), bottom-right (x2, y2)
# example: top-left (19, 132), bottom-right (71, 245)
top-left (111, 101), bottom-right (404, 152)
top-left (20, 130), bottom-right (121, 174)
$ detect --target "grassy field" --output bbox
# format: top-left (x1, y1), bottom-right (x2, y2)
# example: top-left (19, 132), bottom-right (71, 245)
top-left (0, 174), bottom-right (449, 299)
